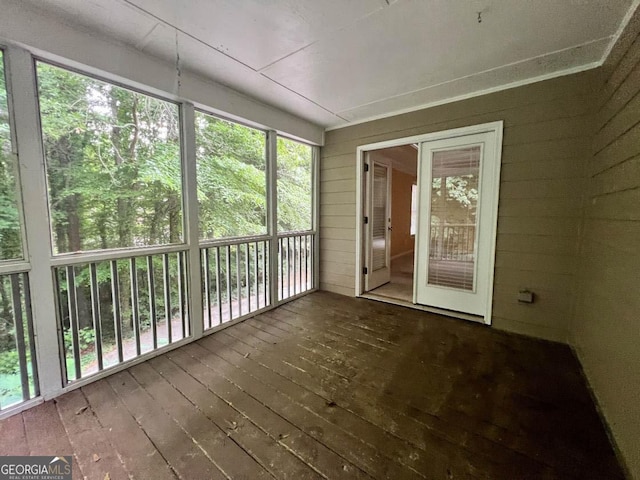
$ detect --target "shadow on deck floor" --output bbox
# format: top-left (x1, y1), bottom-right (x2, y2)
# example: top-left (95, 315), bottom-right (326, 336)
top-left (0, 291), bottom-right (626, 479)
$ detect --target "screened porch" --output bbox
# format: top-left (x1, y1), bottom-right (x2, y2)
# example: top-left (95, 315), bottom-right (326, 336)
top-left (0, 50), bottom-right (319, 414)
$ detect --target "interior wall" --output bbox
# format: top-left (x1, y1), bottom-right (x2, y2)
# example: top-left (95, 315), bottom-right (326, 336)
top-left (571, 10), bottom-right (640, 479)
top-left (390, 169), bottom-right (416, 259)
top-left (319, 70), bottom-right (598, 342)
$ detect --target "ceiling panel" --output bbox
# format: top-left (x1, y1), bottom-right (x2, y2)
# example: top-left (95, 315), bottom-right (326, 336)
top-left (29, 0), bottom-right (158, 48)
top-left (125, 0), bottom-right (387, 70)
top-left (335, 37), bottom-right (610, 124)
top-left (262, 0), bottom-right (631, 113)
top-left (138, 23), bottom-right (343, 126)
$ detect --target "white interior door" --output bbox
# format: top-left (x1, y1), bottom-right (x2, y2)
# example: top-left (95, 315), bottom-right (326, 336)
top-left (365, 160), bottom-right (392, 291)
top-left (414, 130), bottom-right (500, 321)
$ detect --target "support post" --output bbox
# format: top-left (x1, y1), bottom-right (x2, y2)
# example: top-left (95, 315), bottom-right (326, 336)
top-left (267, 131), bottom-right (279, 306)
top-left (6, 47), bottom-right (63, 397)
top-left (181, 103), bottom-right (204, 339)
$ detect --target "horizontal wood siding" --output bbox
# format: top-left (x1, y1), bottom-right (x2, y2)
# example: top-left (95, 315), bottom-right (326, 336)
top-left (572, 10), bottom-right (640, 479)
top-left (320, 69), bottom-right (600, 343)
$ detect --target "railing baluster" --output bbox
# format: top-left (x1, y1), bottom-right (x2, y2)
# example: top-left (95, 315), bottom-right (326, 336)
top-left (22, 274), bottom-right (39, 396)
top-left (236, 244), bottom-right (242, 318)
top-left (254, 242), bottom-right (259, 310)
top-left (10, 274), bottom-right (29, 401)
top-left (293, 236), bottom-right (298, 295)
top-left (147, 256), bottom-right (158, 350)
top-left (246, 242), bottom-right (251, 313)
top-left (111, 260), bottom-right (124, 363)
top-left (299, 236), bottom-right (304, 292)
top-left (163, 254), bottom-right (172, 344)
top-left (310, 235), bottom-right (315, 287)
top-left (89, 263), bottom-right (103, 371)
top-left (279, 238), bottom-right (284, 301)
top-left (203, 248), bottom-right (212, 329)
top-left (287, 236), bottom-right (292, 299)
top-left (262, 241), bottom-right (267, 307)
top-left (53, 271), bottom-right (69, 385)
top-left (215, 247), bottom-right (222, 325)
top-left (66, 266), bottom-right (82, 381)
top-left (178, 252), bottom-right (187, 338)
top-left (226, 245), bottom-right (232, 321)
top-left (298, 236), bottom-right (302, 293)
top-left (304, 235), bottom-right (309, 290)
top-left (130, 258), bottom-right (141, 356)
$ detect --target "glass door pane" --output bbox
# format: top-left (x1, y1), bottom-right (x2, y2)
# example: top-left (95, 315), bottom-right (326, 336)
top-left (372, 164), bottom-right (388, 272)
top-left (428, 146), bottom-right (480, 291)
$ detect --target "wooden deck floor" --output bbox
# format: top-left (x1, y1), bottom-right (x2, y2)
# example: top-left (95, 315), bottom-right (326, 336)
top-left (0, 292), bottom-right (625, 479)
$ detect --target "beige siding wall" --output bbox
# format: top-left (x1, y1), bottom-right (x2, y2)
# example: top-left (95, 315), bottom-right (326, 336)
top-left (320, 70), bottom-right (598, 342)
top-left (571, 12), bottom-right (640, 479)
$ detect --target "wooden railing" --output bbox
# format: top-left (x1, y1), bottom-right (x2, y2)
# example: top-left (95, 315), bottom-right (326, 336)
top-left (278, 232), bottom-right (314, 301)
top-left (430, 223), bottom-right (476, 261)
top-left (53, 249), bottom-right (189, 384)
top-left (200, 237), bottom-right (270, 331)
top-left (0, 271), bottom-right (39, 410)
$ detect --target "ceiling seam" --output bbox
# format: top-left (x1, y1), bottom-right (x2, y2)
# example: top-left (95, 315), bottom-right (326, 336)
top-left (134, 23), bottom-right (160, 50)
top-left (258, 73), bottom-right (347, 121)
top-left (257, 1), bottom-right (395, 73)
top-left (122, 0), bottom-right (257, 71)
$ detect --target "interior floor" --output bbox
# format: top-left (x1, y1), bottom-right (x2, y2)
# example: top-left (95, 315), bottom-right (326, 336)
top-left (0, 292), bottom-right (624, 479)
top-left (369, 251), bottom-right (414, 302)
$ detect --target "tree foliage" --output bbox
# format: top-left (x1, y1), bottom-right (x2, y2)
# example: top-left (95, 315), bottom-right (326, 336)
top-left (277, 137), bottom-right (312, 232)
top-left (0, 51), bottom-right (22, 262)
top-left (37, 63), bottom-right (183, 253)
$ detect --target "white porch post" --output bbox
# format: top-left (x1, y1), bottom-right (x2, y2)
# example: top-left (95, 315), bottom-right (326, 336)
top-left (312, 145), bottom-right (320, 289)
top-left (181, 103), bottom-right (204, 340)
top-left (6, 47), bottom-right (64, 397)
top-left (266, 131), bottom-right (279, 306)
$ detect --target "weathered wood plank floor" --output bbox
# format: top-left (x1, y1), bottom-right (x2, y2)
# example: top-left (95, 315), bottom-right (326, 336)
top-left (0, 292), bottom-right (625, 479)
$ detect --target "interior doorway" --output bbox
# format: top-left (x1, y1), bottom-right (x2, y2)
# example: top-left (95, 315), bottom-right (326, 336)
top-left (363, 146), bottom-right (417, 302)
top-left (356, 122), bottom-right (503, 324)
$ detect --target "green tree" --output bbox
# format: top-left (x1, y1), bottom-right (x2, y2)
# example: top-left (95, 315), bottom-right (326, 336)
top-left (277, 137), bottom-right (312, 232)
top-left (196, 113), bottom-right (267, 239)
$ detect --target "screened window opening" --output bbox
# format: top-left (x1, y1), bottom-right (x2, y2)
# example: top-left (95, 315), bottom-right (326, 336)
top-left (0, 50), bottom-right (23, 262)
top-left (37, 62), bottom-right (183, 255)
top-left (277, 137), bottom-right (312, 233)
top-left (195, 111), bottom-right (267, 240)
top-left (276, 137), bottom-right (314, 301)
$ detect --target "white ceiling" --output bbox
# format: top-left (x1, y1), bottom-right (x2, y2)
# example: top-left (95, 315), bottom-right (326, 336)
top-left (21, 0), bottom-right (637, 129)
